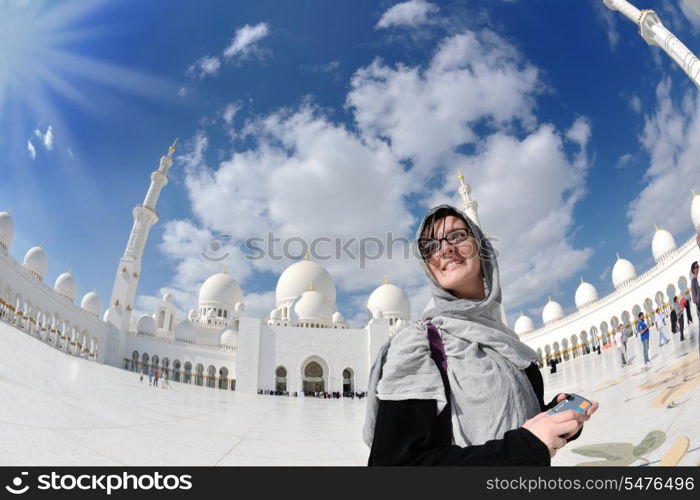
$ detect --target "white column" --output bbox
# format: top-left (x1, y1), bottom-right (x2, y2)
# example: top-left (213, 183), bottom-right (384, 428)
top-left (605, 0), bottom-right (700, 87)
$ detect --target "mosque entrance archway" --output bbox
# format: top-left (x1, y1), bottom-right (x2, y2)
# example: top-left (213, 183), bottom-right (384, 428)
top-left (302, 360), bottom-right (325, 394)
top-left (275, 366), bottom-right (287, 392)
top-left (342, 368), bottom-right (354, 393)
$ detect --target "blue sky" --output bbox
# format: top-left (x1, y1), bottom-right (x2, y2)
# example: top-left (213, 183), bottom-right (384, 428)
top-left (2, 0), bottom-right (700, 328)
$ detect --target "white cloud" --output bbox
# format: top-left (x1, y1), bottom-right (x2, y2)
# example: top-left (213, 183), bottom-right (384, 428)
top-left (627, 78), bottom-right (700, 249)
top-left (27, 139), bottom-right (36, 159)
top-left (596, 1), bottom-right (619, 51)
top-left (681, 0), bottom-right (700, 31)
top-left (163, 27), bottom-right (592, 322)
top-left (33, 125), bottom-right (53, 151)
top-left (186, 55), bottom-right (221, 80)
top-left (376, 0), bottom-right (439, 29)
top-left (617, 153), bottom-right (633, 168)
top-left (347, 31), bottom-right (540, 177)
top-left (629, 94), bottom-right (642, 113)
top-left (223, 23), bottom-right (270, 61)
top-left (222, 102), bottom-right (241, 125)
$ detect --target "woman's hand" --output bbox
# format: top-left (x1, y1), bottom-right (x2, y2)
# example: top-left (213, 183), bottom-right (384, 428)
top-left (522, 410), bottom-right (584, 458)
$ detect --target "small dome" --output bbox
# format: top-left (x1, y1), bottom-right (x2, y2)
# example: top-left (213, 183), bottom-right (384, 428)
top-left (175, 320), bottom-right (198, 343)
top-left (136, 314), bottom-right (157, 336)
top-left (198, 271), bottom-right (243, 308)
top-left (80, 291), bottom-right (102, 317)
top-left (692, 190), bottom-right (700, 231)
top-left (372, 309), bottom-right (384, 320)
top-left (234, 301), bottom-right (245, 312)
top-left (23, 245), bottom-right (48, 280)
top-left (0, 211), bottom-right (14, 250)
top-left (293, 290), bottom-right (333, 323)
top-left (651, 226), bottom-right (677, 263)
top-left (514, 313), bottom-right (535, 335)
top-left (187, 309), bottom-right (199, 322)
top-left (542, 298), bottom-right (564, 325)
top-left (269, 308), bottom-right (281, 320)
top-left (162, 292), bottom-right (173, 303)
top-left (276, 259), bottom-right (336, 307)
top-left (574, 279), bottom-right (599, 309)
top-left (332, 311), bottom-right (344, 323)
top-left (220, 328), bottom-right (237, 346)
top-left (612, 254), bottom-right (637, 288)
top-left (54, 271), bottom-right (77, 302)
top-left (367, 282), bottom-right (410, 318)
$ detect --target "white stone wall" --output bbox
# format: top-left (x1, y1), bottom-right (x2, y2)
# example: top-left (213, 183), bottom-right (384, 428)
top-left (522, 236), bottom-right (700, 361)
top-left (0, 250), bottom-right (112, 362)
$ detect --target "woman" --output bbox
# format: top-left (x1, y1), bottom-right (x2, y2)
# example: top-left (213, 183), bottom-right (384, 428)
top-left (364, 205), bottom-right (598, 465)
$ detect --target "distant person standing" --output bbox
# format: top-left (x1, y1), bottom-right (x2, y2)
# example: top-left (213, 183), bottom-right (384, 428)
top-left (654, 308), bottom-right (670, 347)
top-left (162, 372), bottom-right (170, 389)
top-left (614, 325), bottom-right (627, 367)
top-left (691, 262), bottom-right (700, 326)
top-left (148, 369), bottom-right (153, 386)
top-left (154, 368), bottom-right (159, 388)
top-left (684, 290), bottom-right (693, 324)
top-left (637, 312), bottom-right (651, 366)
top-left (674, 296), bottom-right (686, 341)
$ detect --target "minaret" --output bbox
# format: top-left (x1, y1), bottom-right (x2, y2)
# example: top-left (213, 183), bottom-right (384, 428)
top-left (604, 0), bottom-right (700, 87)
top-left (106, 139), bottom-right (178, 334)
top-left (457, 169), bottom-right (481, 227)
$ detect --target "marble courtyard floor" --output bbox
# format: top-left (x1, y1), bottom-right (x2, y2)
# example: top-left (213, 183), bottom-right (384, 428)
top-left (0, 320), bottom-right (698, 466)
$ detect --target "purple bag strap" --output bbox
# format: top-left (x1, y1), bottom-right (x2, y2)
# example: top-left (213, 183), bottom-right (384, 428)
top-left (426, 321), bottom-right (451, 405)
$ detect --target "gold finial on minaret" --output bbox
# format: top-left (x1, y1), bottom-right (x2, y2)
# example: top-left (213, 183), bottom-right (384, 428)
top-left (384, 274), bottom-right (389, 285)
top-left (223, 264), bottom-right (228, 274)
top-left (457, 169), bottom-right (465, 184)
top-left (304, 248), bottom-right (310, 261)
top-left (548, 296), bottom-right (552, 302)
top-left (167, 138), bottom-right (179, 158)
top-left (654, 223), bottom-right (659, 231)
top-left (309, 280), bottom-right (315, 291)
top-left (580, 276), bottom-right (584, 284)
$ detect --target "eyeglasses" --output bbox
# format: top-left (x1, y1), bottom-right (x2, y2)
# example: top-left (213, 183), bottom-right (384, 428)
top-left (418, 228), bottom-right (472, 260)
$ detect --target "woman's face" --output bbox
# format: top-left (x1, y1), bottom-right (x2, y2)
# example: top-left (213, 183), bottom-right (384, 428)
top-left (424, 215), bottom-right (484, 299)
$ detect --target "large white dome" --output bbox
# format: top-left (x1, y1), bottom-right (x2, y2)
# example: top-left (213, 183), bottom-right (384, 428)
top-left (175, 320), bottom-right (198, 343)
top-left (198, 272), bottom-right (243, 308)
top-left (23, 245), bottom-right (48, 280)
top-left (513, 313), bottom-right (535, 335)
top-left (80, 291), bottom-right (102, 317)
top-left (54, 271), bottom-right (77, 302)
top-left (574, 279), bottom-right (598, 309)
top-left (293, 290), bottom-right (333, 323)
top-left (542, 298), bottom-right (564, 325)
top-left (220, 328), bottom-right (237, 347)
top-left (692, 190), bottom-right (700, 231)
top-left (0, 211), bottom-right (14, 250)
top-left (612, 254), bottom-right (637, 289)
top-left (276, 259), bottom-right (336, 307)
top-left (367, 282), bottom-right (410, 318)
top-left (136, 314), bottom-right (157, 336)
top-left (651, 226), bottom-right (677, 263)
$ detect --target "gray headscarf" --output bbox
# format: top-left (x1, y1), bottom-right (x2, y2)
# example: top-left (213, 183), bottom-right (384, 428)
top-left (363, 204), bottom-right (541, 447)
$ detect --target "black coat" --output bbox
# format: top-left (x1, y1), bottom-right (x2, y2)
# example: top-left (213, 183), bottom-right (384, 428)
top-left (367, 362), bottom-right (582, 466)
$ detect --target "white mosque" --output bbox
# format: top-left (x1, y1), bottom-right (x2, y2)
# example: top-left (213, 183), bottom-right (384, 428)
top-left (1, 141), bottom-right (699, 395)
top-left (0, 142), bottom-right (411, 395)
